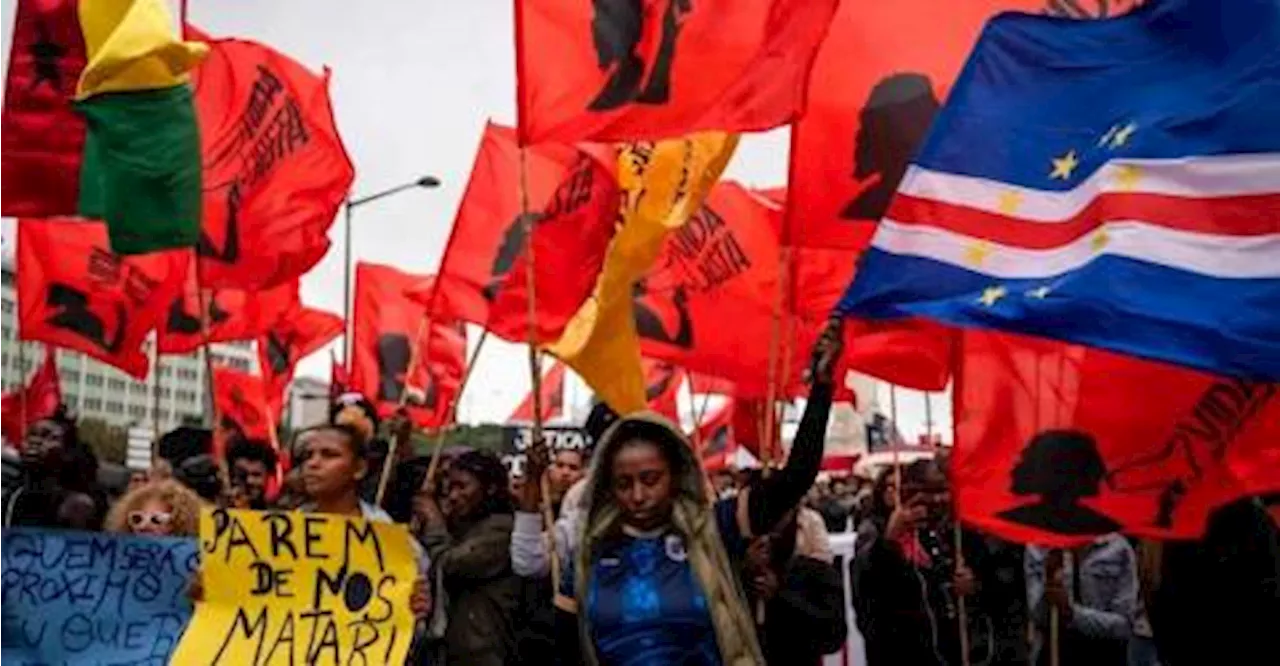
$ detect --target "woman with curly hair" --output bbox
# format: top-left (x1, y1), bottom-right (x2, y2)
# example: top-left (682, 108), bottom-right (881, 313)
top-left (105, 479), bottom-right (202, 537)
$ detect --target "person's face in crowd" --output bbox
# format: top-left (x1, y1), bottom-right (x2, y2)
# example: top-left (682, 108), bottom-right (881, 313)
top-left (445, 468), bottom-right (487, 522)
top-left (880, 475), bottom-right (898, 512)
top-left (22, 419), bottom-right (67, 472)
top-left (611, 440), bottom-right (674, 531)
top-left (508, 473), bottom-right (526, 500)
top-left (906, 465), bottom-right (951, 525)
top-left (548, 450), bottom-right (586, 498)
top-left (58, 492), bottom-right (98, 530)
top-left (128, 497), bottom-right (175, 537)
top-left (300, 430), bottom-right (364, 502)
top-left (231, 457), bottom-right (269, 504)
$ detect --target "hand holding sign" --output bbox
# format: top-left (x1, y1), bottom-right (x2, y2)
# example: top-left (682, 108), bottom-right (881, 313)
top-left (172, 508), bottom-right (417, 666)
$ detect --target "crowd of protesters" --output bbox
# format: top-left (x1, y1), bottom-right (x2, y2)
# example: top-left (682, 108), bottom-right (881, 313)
top-left (2, 330), bottom-right (1277, 666)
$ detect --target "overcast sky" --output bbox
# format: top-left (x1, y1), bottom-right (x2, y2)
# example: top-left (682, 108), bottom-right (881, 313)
top-left (0, 0), bottom-right (948, 439)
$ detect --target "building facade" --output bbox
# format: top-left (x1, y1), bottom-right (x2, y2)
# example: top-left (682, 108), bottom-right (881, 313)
top-left (1, 261), bottom-right (257, 434)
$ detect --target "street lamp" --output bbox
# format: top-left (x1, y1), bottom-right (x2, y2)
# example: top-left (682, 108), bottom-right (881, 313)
top-left (341, 175), bottom-right (442, 368)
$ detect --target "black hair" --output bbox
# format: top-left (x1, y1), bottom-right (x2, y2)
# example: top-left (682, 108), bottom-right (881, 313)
top-left (583, 400), bottom-right (619, 443)
top-left (174, 454), bottom-right (224, 503)
top-left (448, 450), bottom-right (514, 519)
top-left (869, 465), bottom-right (899, 519)
top-left (225, 438), bottom-right (279, 473)
top-left (903, 458), bottom-right (944, 489)
top-left (590, 418), bottom-right (693, 515)
top-left (383, 456), bottom-right (432, 524)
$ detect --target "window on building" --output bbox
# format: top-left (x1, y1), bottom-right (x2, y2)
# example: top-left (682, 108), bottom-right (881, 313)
top-left (128, 404), bottom-right (146, 417)
top-left (161, 388), bottom-right (172, 398)
top-left (2, 301), bottom-right (12, 314)
top-left (160, 366), bottom-right (172, 377)
top-left (84, 398), bottom-right (102, 411)
top-left (85, 374), bottom-right (104, 387)
top-left (64, 370), bottom-right (81, 382)
top-left (231, 358), bottom-right (250, 372)
top-left (130, 383), bottom-right (147, 395)
top-left (108, 378), bottom-right (126, 391)
top-left (19, 358), bottom-right (32, 372)
top-left (106, 401), bottom-right (123, 414)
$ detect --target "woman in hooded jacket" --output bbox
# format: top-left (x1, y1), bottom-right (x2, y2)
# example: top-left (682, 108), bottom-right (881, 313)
top-left (553, 322), bottom-right (841, 666)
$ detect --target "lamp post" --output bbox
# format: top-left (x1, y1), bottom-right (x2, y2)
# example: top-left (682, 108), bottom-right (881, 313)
top-left (341, 176), bottom-right (441, 369)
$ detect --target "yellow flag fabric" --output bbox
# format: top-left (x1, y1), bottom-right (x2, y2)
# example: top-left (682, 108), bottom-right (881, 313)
top-left (171, 509), bottom-right (418, 665)
top-left (550, 132), bottom-right (738, 413)
top-left (76, 0), bottom-right (208, 99)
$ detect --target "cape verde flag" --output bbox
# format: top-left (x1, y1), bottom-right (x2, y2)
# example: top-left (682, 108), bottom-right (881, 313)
top-left (836, 0), bottom-right (1280, 380)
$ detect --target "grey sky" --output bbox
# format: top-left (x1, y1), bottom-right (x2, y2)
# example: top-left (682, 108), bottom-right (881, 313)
top-left (1, 0), bottom-right (947, 439)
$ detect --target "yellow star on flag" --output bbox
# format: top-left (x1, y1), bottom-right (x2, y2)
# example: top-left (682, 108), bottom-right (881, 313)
top-left (978, 285), bottom-right (1007, 307)
top-left (1109, 122), bottom-right (1137, 148)
top-left (1027, 285), bottom-right (1052, 299)
top-left (964, 240), bottom-right (995, 267)
top-left (1050, 150), bottom-right (1079, 180)
top-left (996, 190), bottom-right (1023, 215)
top-left (1091, 230), bottom-right (1110, 252)
top-left (1114, 164), bottom-right (1142, 191)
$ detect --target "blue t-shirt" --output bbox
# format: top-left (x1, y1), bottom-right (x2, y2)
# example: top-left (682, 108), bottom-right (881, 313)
top-left (561, 499), bottom-right (745, 666)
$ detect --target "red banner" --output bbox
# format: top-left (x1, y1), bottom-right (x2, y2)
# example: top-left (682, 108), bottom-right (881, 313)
top-left (189, 26), bottom-right (354, 290)
top-left (257, 306), bottom-right (344, 416)
top-left (17, 219), bottom-right (189, 378)
top-left (696, 400), bottom-right (735, 467)
top-left (157, 275), bottom-right (299, 354)
top-left (954, 330), bottom-right (1280, 547)
top-left (0, 0), bottom-right (86, 217)
top-left (509, 361), bottom-right (567, 423)
top-left (351, 263), bottom-right (466, 429)
top-left (417, 122), bottom-right (617, 345)
top-left (1, 347), bottom-right (62, 447)
top-left (214, 366), bottom-right (273, 439)
top-left (516, 0), bottom-right (838, 143)
top-left (643, 359), bottom-right (684, 422)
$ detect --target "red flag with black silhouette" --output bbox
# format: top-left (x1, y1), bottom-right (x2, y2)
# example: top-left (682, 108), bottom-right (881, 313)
top-left (157, 274), bottom-right (299, 354)
top-left (330, 351), bottom-right (349, 400)
top-left (509, 361), bottom-right (567, 423)
top-left (643, 359), bottom-right (684, 422)
top-left (515, 0), bottom-right (838, 143)
top-left (787, 0), bottom-right (1139, 249)
top-left (211, 366), bottom-right (277, 464)
top-left (351, 263), bottom-right (466, 429)
top-left (16, 219), bottom-right (189, 379)
top-left (954, 329), bottom-right (1280, 547)
top-left (189, 26), bottom-right (354, 290)
top-left (689, 371), bottom-right (734, 396)
top-left (1, 347), bottom-right (63, 447)
top-left (411, 122), bottom-right (617, 345)
top-left (0, 0), bottom-right (86, 217)
top-left (257, 306), bottom-right (344, 416)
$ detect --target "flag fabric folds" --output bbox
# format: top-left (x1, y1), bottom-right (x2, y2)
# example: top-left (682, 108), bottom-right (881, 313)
top-left (515, 0), bottom-right (837, 144)
top-left (74, 0), bottom-right (207, 254)
top-left (415, 122), bottom-right (617, 344)
top-left (550, 132), bottom-right (737, 413)
top-left (839, 0), bottom-right (1280, 381)
top-left (508, 361), bottom-right (566, 423)
top-left (642, 359), bottom-right (683, 423)
top-left (1, 347), bottom-right (63, 447)
top-left (156, 276), bottom-right (299, 354)
top-left (1, 0), bottom-right (88, 218)
top-left (257, 306), bottom-right (344, 417)
top-left (954, 329), bottom-right (1280, 546)
top-left (16, 218), bottom-right (189, 378)
top-left (189, 27), bottom-right (354, 290)
top-left (351, 263), bottom-right (466, 429)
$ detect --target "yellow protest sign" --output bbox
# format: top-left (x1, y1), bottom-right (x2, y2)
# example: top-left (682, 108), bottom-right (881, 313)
top-left (172, 508), bottom-right (417, 666)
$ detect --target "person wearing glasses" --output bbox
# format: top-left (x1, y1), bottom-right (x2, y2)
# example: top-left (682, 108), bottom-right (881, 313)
top-left (104, 479), bottom-right (203, 537)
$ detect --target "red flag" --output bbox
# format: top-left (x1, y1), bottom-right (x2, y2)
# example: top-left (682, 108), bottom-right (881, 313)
top-left (17, 219), bottom-right (188, 378)
top-left (689, 371), bottom-right (734, 395)
top-left (414, 122), bottom-right (617, 345)
top-left (351, 263), bottom-right (466, 429)
top-left (157, 274), bottom-right (299, 354)
top-left (330, 351), bottom-right (349, 401)
top-left (954, 330), bottom-right (1280, 547)
top-left (643, 359), bottom-right (684, 422)
top-left (189, 27), bottom-right (354, 290)
top-left (257, 306), bottom-right (344, 416)
top-left (732, 397), bottom-right (782, 462)
top-left (636, 182), bottom-right (786, 396)
top-left (508, 362), bottom-right (567, 423)
top-left (212, 366), bottom-right (275, 462)
top-left (515, 0), bottom-right (838, 143)
top-left (786, 1), bottom-right (1141, 249)
top-left (0, 0), bottom-right (86, 217)
top-left (1, 347), bottom-right (62, 447)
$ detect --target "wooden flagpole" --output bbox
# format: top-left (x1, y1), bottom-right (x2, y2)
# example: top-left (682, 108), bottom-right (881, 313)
top-left (415, 326), bottom-right (491, 500)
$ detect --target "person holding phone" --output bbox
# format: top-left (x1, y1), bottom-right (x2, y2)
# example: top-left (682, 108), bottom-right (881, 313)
top-left (852, 459), bottom-right (984, 666)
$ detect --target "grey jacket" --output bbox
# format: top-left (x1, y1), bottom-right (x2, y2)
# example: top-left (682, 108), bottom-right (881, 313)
top-left (1025, 535), bottom-right (1137, 663)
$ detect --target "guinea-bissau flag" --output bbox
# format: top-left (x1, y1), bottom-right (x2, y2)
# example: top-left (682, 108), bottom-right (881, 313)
top-left (3, 1), bottom-right (353, 284)
top-left (1, 0), bottom-right (208, 254)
